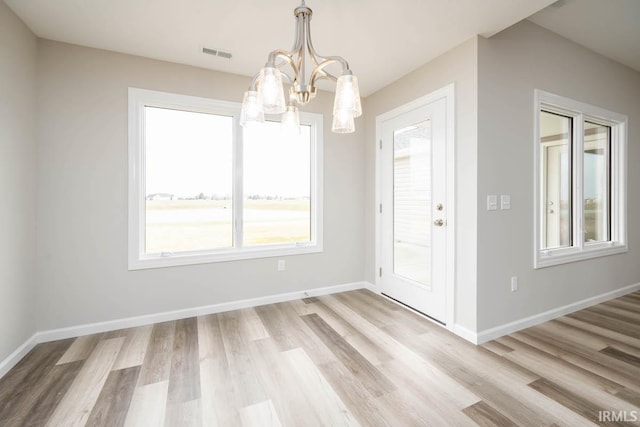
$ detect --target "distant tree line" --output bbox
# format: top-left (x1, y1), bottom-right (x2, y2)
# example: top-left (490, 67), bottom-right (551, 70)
top-left (246, 194), bottom-right (310, 201)
top-left (148, 193), bottom-right (310, 201)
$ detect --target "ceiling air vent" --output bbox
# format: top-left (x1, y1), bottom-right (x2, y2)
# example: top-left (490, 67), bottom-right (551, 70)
top-left (202, 47), bottom-right (232, 59)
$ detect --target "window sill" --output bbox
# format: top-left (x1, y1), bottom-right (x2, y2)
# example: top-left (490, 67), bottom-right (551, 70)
top-left (534, 243), bottom-right (627, 269)
top-left (128, 243), bottom-right (322, 270)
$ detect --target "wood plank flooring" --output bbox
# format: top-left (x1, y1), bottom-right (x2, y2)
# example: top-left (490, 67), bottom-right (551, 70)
top-left (1, 289), bottom-right (639, 426)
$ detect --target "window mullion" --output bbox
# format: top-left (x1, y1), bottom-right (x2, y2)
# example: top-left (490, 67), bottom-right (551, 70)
top-left (137, 101), bottom-right (147, 259)
top-left (610, 124), bottom-right (619, 243)
top-left (610, 122), bottom-right (623, 246)
top-left (233, 115), bottom-right (244, 249)
top-left (605, 125), bottom-right (612, 242)
top-left (574, 114), bottom-right (584, 250)
top-left (309, 124), bottom-right (318, 244)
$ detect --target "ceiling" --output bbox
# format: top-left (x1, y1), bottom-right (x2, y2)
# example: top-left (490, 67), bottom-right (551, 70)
top-left (528, 0), bottom-right (640, 73)
top-left (8, 0), bottom-right (637, 95)
top-left (4, 0), bottom-right (556, 96)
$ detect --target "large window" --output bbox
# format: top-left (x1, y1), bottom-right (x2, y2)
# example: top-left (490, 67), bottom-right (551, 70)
top-left (128, 88), bottom-right (323, 269)
top-left (534, 90), bottom-right (627, 268)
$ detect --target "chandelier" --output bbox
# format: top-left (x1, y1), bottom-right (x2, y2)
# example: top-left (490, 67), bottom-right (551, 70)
top-left (240, 1), bottom-right (362, 133)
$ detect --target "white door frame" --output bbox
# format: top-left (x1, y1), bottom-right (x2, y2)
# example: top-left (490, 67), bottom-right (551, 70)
top-left (374, 83), bottom-right (456, 330)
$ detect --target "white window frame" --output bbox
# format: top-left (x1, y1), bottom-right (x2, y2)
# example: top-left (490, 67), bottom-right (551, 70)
top-left (128, 88), bottom-right (323, 270)
top-left (534, 90), bottom-right (627, 269)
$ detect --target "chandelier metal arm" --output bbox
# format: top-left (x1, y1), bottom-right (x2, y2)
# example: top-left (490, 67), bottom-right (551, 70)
top-left (268, 50), bottom-right (296, 68)
top-left (264, 10), bottom-right (306, 82)
top-left (289, 12), bottom-right (302, 53)
top-left (269, 51), bottom-right (299, 74)
top-left (278, 70), bottom-right (294, 84)
top-left (309, 59), bottom-right (342, 86)
top-left (249, 72), bottom-right (260, 91)
top-left (304, 17), bottom-right (350, 73)
top-left (269, 8), bottom-right (304, 65)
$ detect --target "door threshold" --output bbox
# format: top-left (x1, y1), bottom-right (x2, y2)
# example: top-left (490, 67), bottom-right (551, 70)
top-left (381, 293), bottom-right (446, 326)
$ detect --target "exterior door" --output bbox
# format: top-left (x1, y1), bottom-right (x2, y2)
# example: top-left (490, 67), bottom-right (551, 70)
top-left (542, 143), bottom-right (570, 249)
top-left (379, 96), bottom-right (448, 323)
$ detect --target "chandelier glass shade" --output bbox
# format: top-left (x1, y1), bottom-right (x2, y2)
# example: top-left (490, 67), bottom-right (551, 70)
top-left (240, 90), bottom-right (264, 125)
top-left (281, 105), bottom-right (301, 128)
top-left (258, 66), bottom-right (286, 114)
top-left (240, 1), bottom-right (362, 133)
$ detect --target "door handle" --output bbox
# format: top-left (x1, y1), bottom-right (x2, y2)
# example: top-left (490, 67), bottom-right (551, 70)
top-left (434, 219), bottom-right (445, 227)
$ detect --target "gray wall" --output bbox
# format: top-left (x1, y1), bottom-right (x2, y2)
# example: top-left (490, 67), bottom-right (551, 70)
top-left (363, 38), bottom-right (479, 331)
top-left (0, 2), bottom-right (38, 361)
top-left (476, 21), bottom-right (640, 331)
top-left (5, 11), bottom-right (638, 353)
top-left (35, 40), bottom-right (365, 331)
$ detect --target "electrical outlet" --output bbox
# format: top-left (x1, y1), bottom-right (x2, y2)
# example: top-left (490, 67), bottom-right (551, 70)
top-left (511, 276), bottom-right (518, 292)
top-left (277, 259), bottom-right (285, 271)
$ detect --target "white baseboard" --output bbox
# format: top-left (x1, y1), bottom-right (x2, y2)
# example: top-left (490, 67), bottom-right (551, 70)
top-left (0, 281), bottom-right (368, 380)
top-left (36, 281), bottom-right (369, 343)
top-left (453, 325), bottom-right (478, 344)
top-left (475, 282), bottom-right (640, 344)
top-left (0, 333), bottom-right (39, 379)
top-left (3, 280), bottom-right (637, 379)
top-left (362, 281), bottom-right (378, 293)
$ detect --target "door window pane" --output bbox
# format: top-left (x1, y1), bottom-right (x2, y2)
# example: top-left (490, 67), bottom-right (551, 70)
top-left (144, 107), bottom-right (233, 253)
top-left (540, 111), bottom-right (572, 250)
top-left (393, 120), bottom-right (431, 287)
top-left (243, 122), bottom-right (311, 246)
top-left (584, 122), bottom-right (611, 243)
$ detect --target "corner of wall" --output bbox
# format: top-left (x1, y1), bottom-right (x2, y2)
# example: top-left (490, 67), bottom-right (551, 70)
top-left (0, 1), bottom-right (39, 363)
top-left (475, 20), bottom-right (640, 333)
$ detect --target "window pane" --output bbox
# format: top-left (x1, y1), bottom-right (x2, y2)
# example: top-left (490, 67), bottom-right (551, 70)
top-left (540, 111), bottom-right (572, 250)
top-left (393, 120), bottom-right (431, 288)
top-left (243, 122), bottom-right (311, 245)
top-left (144, 107), bottom-right (233, 253)
top-left (584, 122), bottom-right (611, 243)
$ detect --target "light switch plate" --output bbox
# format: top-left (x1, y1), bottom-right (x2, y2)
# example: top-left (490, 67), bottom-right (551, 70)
top-left (501, 195), bottom-right (511, 210)
top-left (487, 195), bottom-right (498, 211)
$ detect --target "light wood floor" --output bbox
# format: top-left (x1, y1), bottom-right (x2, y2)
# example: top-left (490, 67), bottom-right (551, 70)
top-left (1, 290), bottom-right (639, 426)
